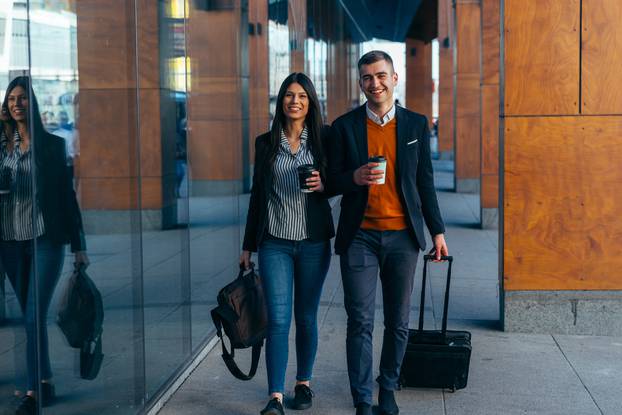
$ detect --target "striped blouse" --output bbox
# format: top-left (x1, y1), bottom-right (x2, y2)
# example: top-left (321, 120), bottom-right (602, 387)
top-left (0, 129), bottom-right (46, 241)
top-left (266, 127), bottom-right (315, 241)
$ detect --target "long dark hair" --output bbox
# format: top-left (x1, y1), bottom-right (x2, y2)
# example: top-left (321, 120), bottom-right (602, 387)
top-left (2, 76), bottom-right (48, 154)
top-left (269, 72), bottom-right (326, 176)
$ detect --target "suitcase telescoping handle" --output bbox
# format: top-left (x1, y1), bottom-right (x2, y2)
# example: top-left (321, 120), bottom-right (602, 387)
top-left (418, 255), bottom-right (454, 337)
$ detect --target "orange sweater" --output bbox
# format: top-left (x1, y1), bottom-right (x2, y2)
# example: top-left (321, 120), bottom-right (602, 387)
top-left (361, 118), bottom-right (408, 231)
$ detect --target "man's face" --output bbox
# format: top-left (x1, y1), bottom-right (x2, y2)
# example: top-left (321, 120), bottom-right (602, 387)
top-left (359, 59), bottom-right (398, 108)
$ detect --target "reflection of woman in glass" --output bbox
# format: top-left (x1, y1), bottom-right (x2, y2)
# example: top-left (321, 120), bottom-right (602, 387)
top-left (240, 73), bottom-right (334, 415)
top-left (1, 76), bottom-right (89, 415)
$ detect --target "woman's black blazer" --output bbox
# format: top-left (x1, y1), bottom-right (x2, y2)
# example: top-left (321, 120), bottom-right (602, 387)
top-left (242, 129), bottom-right (335, 252)
top-left (35, 132), bottom-right (86, 252)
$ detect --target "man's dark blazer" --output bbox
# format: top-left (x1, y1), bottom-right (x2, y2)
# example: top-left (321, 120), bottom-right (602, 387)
top-left (242, 130), bottom-right (335, 252)
top-left (36, 132), bottom-right (86, 252)
top-left (326, 105), bottom-right (445, 255)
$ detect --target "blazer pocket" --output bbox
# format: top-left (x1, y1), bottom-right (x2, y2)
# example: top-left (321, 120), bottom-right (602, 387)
top-left (406, 138), bottom-right (419, 146)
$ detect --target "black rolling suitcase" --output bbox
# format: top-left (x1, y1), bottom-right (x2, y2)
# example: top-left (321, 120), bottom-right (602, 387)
top-left (399, 255), bottom-right (472, 392)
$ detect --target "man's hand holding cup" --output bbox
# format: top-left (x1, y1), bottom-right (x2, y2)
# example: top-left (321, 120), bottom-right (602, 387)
top-left (354, 156), bottom-right (386, 186)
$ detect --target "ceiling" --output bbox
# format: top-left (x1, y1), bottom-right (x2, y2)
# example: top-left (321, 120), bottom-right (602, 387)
top-left (267, 0), bottom-right (438, 43)
top-left (339, 0), bottom-right (437, 43)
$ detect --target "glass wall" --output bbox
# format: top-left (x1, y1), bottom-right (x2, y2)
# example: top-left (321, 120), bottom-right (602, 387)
top-left (0, 0), bottom-right (216, 413)
top-left (0, 1), bottom-right (362, 414)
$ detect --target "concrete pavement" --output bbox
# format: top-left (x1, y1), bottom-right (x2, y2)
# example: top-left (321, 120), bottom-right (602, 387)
top-left (159, 162), bottom-right (622, 415)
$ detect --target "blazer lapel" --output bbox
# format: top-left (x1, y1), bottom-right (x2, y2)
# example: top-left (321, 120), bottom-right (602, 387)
top-left (353, 105), bottom-right (368, 165)
top-left (395, 106), bottom-right (409, 180)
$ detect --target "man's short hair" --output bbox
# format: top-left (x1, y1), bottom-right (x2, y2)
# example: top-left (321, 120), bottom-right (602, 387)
top-left (358, 50), bottom-right (395, 73)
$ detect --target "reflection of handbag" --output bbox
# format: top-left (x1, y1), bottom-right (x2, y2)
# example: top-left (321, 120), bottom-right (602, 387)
top-left (211, 264), bottom-right (267, 380)
top-left (57, 264), bottom-right (104, 380)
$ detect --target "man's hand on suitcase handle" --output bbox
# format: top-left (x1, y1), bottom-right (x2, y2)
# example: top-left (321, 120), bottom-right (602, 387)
top-left (429, 234), bottom-right (449, 262)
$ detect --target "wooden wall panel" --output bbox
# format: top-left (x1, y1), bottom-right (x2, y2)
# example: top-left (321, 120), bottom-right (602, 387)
top-left (456, 73), bottom-right (480, 118)
top-left (455, 72), bottom-right (481, 181)
top-left (504, 116), bottom-right (622, 290)
top-left (481, 174), bottom-right (498, 208)
top-left (438, 47), bottom-right (453, 153)
top-left (455, 1), bottom-right (481, 184)
top-left (437, 0), bottom-right (454, 154)
top-left (456, 3), bottom-right (481, 74)
top-left (248, 0), bottom-right (270, 165)
top-left (327, 41), bottom-right (357, 124)
top-left (504, 0), bottom-right (580, 115)
top-left (481, 84), bottom-right (499, 175)
top-left (187, 120), bottom-right (242, 180)
top-left (77, 1), bottom-right (165, 210)
top-left (455, 116), bottom-right (481, 178)
top-left (481, 0), bottom-right (499, 84)
top-left (582, 0), bottom-right (622, 114)
top-left (406, 39), bottom-right (433, 125)
top-left (581, 117), bottom-right (622, 286)
top-left (76, 0), bottom-right (136, 89)
top-left (289, 0), bottom-right (306, 72)
top-left (438, 0), bottom-right (450, 39)
top-left (504, 117), bottom-right (585, 290)
top-left (187, 7), bottom-right (244, 182)
top-left (480, 0), bottom-right (499, 213)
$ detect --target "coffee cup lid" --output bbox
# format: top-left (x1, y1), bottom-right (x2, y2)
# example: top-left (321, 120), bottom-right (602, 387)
top-left (369, 155), bottom-right (386, 162)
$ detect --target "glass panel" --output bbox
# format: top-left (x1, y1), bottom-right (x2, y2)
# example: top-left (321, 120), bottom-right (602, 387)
top-left (27, 0), bottom-right (146, 413)
top-left (0, 2), bottom-right (36, 412)
top-left (141, 0), bottom-right (192, 400)
top-left (186, 0), bottom-right (245, 350)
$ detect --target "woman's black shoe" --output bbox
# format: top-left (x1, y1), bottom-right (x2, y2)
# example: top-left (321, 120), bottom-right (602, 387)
top-left (291, 384), bottom-right (314, 410)
top-left (260, 397), bottom-right (285, 415)
top-left (15, 395), bottom-right (37, 415)
top-left (40, 382), bottom-right (55, 407)
top-left (378, 387), bottom-right (399, 415)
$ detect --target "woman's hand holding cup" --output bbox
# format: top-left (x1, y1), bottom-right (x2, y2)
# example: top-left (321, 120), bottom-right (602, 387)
top-left (305, 170), bottom-right (324, 192)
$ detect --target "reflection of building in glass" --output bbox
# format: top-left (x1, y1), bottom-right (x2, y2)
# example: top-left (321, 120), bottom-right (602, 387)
top-left (0, 1), bottom-right (78, 126)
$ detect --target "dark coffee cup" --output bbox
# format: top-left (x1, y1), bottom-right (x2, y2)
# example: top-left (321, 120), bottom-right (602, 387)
top-left (0, 167), bottom-right (12, 194)
top-left (297, 164), bottom-right (316, 193)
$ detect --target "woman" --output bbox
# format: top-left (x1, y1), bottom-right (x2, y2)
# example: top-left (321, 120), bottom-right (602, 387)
top-left (241, 73), bottom-right (334, 415)
top-left (1, 76), bottom-right (88, 415)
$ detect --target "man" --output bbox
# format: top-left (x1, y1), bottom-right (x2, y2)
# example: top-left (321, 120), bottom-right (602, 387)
top-left (326, 51), bottom-right (448, 415)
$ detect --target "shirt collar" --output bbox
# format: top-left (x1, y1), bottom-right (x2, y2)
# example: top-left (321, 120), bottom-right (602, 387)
top-left (279, 126), bottom-right (308, 149)
top-left (366, 103), bottom-right (395, 126)
top-left (1, 129), bottom-right (20, 147)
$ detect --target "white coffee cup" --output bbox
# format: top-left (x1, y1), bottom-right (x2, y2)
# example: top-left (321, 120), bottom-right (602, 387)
top-left (369, 156), bottom-right (387, 184)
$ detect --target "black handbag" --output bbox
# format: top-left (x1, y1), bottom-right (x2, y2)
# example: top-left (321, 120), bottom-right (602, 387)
top-left (399, 255), bottom-right (472, 392)
top-left (211, 264), bottom-right (268, 380)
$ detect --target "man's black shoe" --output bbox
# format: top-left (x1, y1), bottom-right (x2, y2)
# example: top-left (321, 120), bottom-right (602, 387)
top-left (378, 387), bottom-right (399, 415)
top-left (15, 395), bottom-right (37, 415)
top-left (355, 403), bottom-right (372, 415)
top-left (291, 384), bottom-right (314, 410)
top-left (40, 382), bottom-right (55, 407)
top-left (260, 397), bottom-right (285, 415)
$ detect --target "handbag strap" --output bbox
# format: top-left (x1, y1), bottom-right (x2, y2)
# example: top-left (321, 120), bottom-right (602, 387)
top-left (220, 338), bottom-right (263, 381)
top-left (210, 305), bottom-right (262, 381)
top-left (417, 255), bottom-right (454, 336)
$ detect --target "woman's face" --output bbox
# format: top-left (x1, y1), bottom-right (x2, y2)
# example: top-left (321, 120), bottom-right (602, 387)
top-left (7, 86), bottom-right (28, 122)
top-left (282, 82), bottom-right (309, 122)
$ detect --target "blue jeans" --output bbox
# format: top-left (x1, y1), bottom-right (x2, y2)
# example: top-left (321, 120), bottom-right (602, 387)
top-left (1, 236), bottom-right (64, 391)
top-left (258, 235), bottom-right (331, 394)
